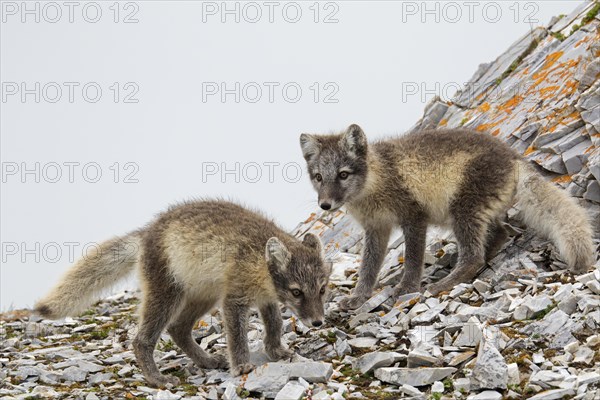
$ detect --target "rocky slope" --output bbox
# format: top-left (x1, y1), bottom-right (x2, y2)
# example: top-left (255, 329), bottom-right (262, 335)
top-left (2, 2), bottom-right (600, 399)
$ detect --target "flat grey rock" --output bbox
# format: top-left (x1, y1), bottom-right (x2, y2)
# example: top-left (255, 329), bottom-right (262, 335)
top-left (374, 367), bottom-right (456, 386)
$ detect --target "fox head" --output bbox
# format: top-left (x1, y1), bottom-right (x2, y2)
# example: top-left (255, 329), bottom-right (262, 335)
top-left (265, 233), bottom-right (331, 328)
top-left (300, 124), bottom-right (369, 212)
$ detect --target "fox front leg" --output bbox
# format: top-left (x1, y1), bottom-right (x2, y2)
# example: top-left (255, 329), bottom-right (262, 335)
top-left (394, 221), bottom-right (427, 296)
top-left (223, 299), bottom-right (254, 376)
top-left (259, 302), bottom-right (294, 361)
top-left (340, 224), bottom-right (392, 310)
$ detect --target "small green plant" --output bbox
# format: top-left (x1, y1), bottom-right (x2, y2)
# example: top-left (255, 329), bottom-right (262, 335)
top-left (460, 117), bottom-right (469, 126)
top-left (320, 330), bottom-right (337, 344)
top-left (160, 339), bottom-right (176, 352)
top-left (182, 384), bottom-right (198, 396)
top-left (443, 377), bottom-right (454, 392)
top-left (508, 383), bottom-right (522, 393)
top-left (570, 24), bottom-right (581, 35)
top-left (533, 303), bottom-right (557, 320)
top-left (582, 3), bottom-right (600, 25)
top-left (429, 393), bottom-right (442, 400)
top-left (89, 328), bottom-right (110, 340)
top-left (237, 387), bottom-right (251, 398)
top-left (551, 31), bottom-right (566, 41)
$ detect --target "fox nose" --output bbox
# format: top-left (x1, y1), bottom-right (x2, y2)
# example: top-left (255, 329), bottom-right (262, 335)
top-left (312, 320), bottom-right (323, 327)
top-left (320, 203), bottom-right (331, 211)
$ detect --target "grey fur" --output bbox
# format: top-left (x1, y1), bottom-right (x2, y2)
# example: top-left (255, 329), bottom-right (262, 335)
top-left (300, 125), bottom-right (595, 308)
top-left (35, 200), bottom-right (330, 386)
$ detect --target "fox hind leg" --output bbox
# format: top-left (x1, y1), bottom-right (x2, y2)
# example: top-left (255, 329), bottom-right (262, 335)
top-left (427, 215), bottom-right (489, 295)
top-left (167, 299), bottom-right (228, 369)
top-left (485, 219), bottom-right (509, 262)
top-left (133, 284), bottom-right (183, 387)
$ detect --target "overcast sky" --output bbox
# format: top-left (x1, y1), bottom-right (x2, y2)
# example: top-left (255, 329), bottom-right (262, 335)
top-left (1, 1), bottom-right (581, 311)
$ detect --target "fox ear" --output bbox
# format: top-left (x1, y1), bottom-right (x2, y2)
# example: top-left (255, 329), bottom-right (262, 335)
top-left (303, 233), bottom-right (323, 254)
top-left (300, 133), bottom-right (321, 162)
top-left (342, 124), bottom-right (368, 158)
top-left (265, 237), bottom-right (291, 270)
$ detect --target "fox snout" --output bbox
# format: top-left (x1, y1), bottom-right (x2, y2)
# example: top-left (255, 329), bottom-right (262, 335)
top-left (301, 314), bottom-right (325, 328)
top-left (318, 195), bottom-right (342, 211)
top-left (319, 201), bottom-right (332, 211)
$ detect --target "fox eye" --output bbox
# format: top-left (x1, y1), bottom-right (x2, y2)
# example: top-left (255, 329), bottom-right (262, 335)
top-left (320, 286), bottom-right (326, 295)
top-left (339, 171), bottom-right (349, 180)
top-left (314, 173), bottom-right (322, 182)
top-left (291, 289), bottom-right (302, 297)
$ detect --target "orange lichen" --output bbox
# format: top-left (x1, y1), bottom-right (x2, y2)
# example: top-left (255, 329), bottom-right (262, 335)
top-left (584, 145), bottom-right (596, 154)
top-left (575, 36), bottom-right (590, 48)
top-left (478, 102), bottom-right (491, 112)
top-left (543, 51), bottom-right (564, 68)
top-left (552, 175), bottom-right (572, 183)
top-left (524, 146), bottom-right (537, 156)
top-left (498, 96), bottom-right (523, 114)
top-left (491, 129), bottom-right (501, 136)
top-left (304, 213), bottom-right (316, 223)
top-left (439, 119), bottom-right (448, 127)
top-left (540, 86), bottom-right (560, 98)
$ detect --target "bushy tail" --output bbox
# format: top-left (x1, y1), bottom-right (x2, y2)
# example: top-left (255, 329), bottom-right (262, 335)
top-left (515, 162), bottom-right (594, 273)
top-left (34, 231), bottom-right (142, 319)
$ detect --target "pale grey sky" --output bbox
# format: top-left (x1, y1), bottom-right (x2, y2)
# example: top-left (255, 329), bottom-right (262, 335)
top-left (1, 1), bottom-right (580, 310)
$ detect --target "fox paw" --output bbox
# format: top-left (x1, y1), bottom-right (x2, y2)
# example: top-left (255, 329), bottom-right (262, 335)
top-left (266, 345), bottom-right (294, 361)
top-left (339, 294), bottom-right (368, 311)
top-left (146, 373), bottom-right (180, 388)
top-left (393, 284), bottom-right (421, 297)
top-left (426, 281), bottom-right (453, 296)
top-left (231, 363), bottom-right (255, 376)
top-left (201, 353), bottom-right (229, 369)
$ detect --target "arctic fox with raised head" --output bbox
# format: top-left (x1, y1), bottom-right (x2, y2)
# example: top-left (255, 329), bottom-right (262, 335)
top-left (300, 124), bottom-right (594, 310)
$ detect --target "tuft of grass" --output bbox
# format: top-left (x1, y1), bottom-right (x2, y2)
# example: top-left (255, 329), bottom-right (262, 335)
top-left (582, 2), bottom-right (600, 25)
top-left (160, 339), bottom-right (176, 352)
top-left (181, 384), bottom-right (197, 396)
top-left (443, 377), bottom-right (454, 392)
top-left (497, 37), bottom-right (540, 84)
top-left (319, 330), bottom-right (337, 344)
top-left (237, 387), bottom-right (251, 398)
top-left (533, 303), bottom-right (557, 320)
top-left (570, 24), bottom-right (581, 35)
top-left (89, 328), bottom-right (110, 340)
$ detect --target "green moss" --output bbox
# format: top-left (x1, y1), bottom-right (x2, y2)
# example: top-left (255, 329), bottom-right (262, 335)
top-left (429, 393), bottom-right (442, 400)
top-left (160, 339), bottom-right (176, 352)
top-left (497, 37), bottom-right (540, 84)
top-left (89, 328), bottom-right (110, 340)
top-left (319, 330), bottom-right (337, 345)
top-left (533, 303), bottom-right (557, 320)
top-left (582, 3), bottom-right (600, 25)
top-left (551, 31), bottom-right (566, 41)
top-left (167, 369), bottom-right (186, 380)
top-left (182, 384), bottom-right (198, 396)
top-left (2, 326), bottom-right (17, 339)
top-left (570, 24), bottom-right (581, 35)
top-left (460, 117), bottom-right (469, 126)
top-left (443, 377), bottom-right (454, 392)
top-left (508, 383), bottom-right (522, 393)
